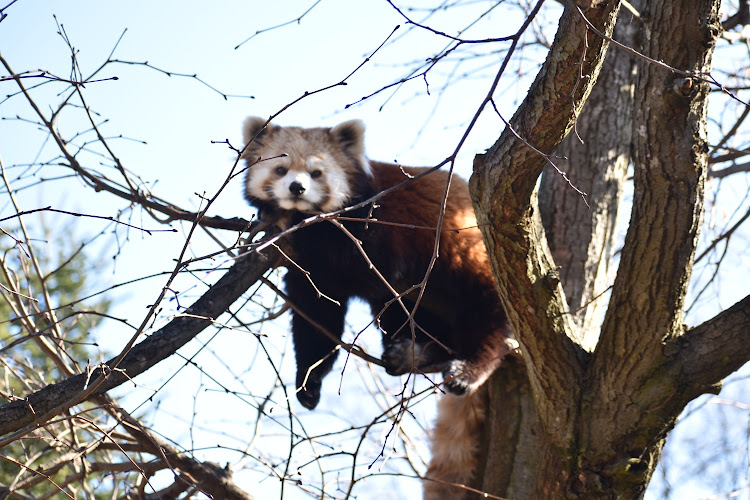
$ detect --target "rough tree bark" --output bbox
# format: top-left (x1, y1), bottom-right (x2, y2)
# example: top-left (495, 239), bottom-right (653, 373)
top-left (469, 0), bottom-right (750, 498)
top-left (469, 1), bottom-right (622, 496)
top-left (538, 0), bottom-right (641, 349)
top-left (471, 1), bottom-right (641, 496)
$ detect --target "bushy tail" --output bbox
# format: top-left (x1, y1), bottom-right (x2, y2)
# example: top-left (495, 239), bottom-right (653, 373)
top-left (423, 384), bottom-right (489, 500)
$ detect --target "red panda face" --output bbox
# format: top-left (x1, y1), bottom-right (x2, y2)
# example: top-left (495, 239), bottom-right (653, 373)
top-left (245, 150), bottom-right (353, 212)
top-left (242, 117), bottom-right (372, 213)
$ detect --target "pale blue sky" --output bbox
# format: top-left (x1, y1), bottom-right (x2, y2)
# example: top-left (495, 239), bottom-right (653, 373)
top-left (1, 1), bottom-right (749, 499)
top-left (1, 3), bottom-right (541, 498)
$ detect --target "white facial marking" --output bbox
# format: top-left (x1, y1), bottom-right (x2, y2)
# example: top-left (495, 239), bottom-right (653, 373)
top-left (290, 172), bottom-right (311, 192)
top-left (306, 155), bottom-right (325, 170)
top-left (321, 165), bottom-right (351, 212)
top-left (244, 135), bottom-right (359, 213)
top-left (246, 156), bottom-right (289, 201)
top-left (275, 170), bottom-right (319, 210)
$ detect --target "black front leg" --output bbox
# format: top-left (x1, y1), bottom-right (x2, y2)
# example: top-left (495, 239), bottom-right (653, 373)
top-left (285, 269), bottom-right (348, 410)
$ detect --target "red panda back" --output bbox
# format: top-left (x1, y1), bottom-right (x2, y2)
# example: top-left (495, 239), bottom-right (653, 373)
top-left (368, 161), bottom-right (493, 289)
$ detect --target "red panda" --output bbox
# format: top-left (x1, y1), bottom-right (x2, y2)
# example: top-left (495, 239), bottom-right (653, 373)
top-left (241, 117), bottom-right (512, 496)
top-left (423, 386), bottom-right (489, 500)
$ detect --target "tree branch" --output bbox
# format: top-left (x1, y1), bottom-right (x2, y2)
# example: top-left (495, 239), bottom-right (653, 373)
top-left (0, 245), bottom-right (280, 438)
top-left (664, 294), bottom-right (750, 403)
top-left (709, 162), bottom-right (750, 178)
top-left (0, 52), bottom-right (252, 233)
top-left (104, 398), bottom-right (256, 500)
top-left (722, 0), bottom-right (750, 31)
top-left (539, 0), bottom-right (639, 348)
top-left (583, 0), bottom-right (723, 471)
top-left (592, 0), bottom-right (718, 401)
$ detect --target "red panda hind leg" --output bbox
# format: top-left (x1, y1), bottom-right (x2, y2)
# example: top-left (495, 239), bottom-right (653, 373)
top-left (382, 337), bottom-right (452, 376)
top-left (423, 384), bottom-right (489, 500)
top-left (382, 324), bottom-right (514, 397)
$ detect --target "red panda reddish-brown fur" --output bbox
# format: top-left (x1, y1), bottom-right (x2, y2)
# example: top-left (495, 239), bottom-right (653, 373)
top-left (424, 387), bottom-right (489, 500)
top-left (241, 117), bottom-right (512, 496)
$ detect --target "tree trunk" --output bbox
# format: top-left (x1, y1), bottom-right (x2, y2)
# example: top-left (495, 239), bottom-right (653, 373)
top-left (539, 2), bottom-right (642, 349)
top-left (469, 0), bottom-right (727, 497)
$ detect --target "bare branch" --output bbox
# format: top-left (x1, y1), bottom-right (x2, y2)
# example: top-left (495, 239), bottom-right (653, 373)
top-left (0, 245), bottom-right (280, 438)
top-left (234, 0), bottom-right (323, 50)
top-left (385, 0), bottom-right (516, 44)
top-left (709, 162), bottom-right (750, 178)
top-left (104, 398), bottom-right (257, 500)
top-left (0, 52), bottom-right (254, 232)
top-left (722, 0), bottom-right (750, 31)
top-left (663, 294), bottom-right (750, 403)
top-left (0, 0), bottom-right (19, 23)
top-left (695, 206), bottom-right (750, 264)
top-left (0, 206), bottom-right (177, 236)
top-left (107, 59), bottom-right (254, 100)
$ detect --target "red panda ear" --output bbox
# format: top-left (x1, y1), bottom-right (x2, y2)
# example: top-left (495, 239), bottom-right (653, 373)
top-left (242, 116), bottom-right (274, 148)
top-left (331, 120), bottom-right (365, 156)
top-left (331, 120), bottom-right (372, 176)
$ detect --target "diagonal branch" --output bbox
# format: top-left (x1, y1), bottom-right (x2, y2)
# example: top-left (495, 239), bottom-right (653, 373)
top-left (583, 0), bottom-right (723, 469)
top-left (0, 246), bottom-right (279, 438)
top-left (104, 398), bottom-right (256, 500)
top-left (592, 0), bottom-right (718, 408)
top-left (663, 294), bottom-right (750, 404)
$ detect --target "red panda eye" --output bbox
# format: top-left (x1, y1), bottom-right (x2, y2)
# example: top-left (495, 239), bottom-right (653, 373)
top-left (310, 170), bottom-right (323, 179)
top-left (274, 166), bottom-right (288, 176)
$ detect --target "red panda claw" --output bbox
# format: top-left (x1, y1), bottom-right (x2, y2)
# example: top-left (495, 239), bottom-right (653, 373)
top-left (443, 360), bottom-right (478, 396)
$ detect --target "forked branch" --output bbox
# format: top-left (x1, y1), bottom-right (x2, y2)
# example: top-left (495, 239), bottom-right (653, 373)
top-left (469, 0), bottom-right (621, 443)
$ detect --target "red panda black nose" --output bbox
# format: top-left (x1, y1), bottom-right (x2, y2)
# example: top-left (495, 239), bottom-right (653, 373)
top-left (289, 181), bottom-right (305, 196)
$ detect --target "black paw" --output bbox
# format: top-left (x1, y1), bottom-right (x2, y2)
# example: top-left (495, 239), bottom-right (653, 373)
top-left (383, 339), bottom-right (452, 376)
top-left (296, 374), bottom-right (322, 410)
top-left (382, 339), bottom-right (412, 376)
top-left (442, 360), bottom-right (475, 395)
